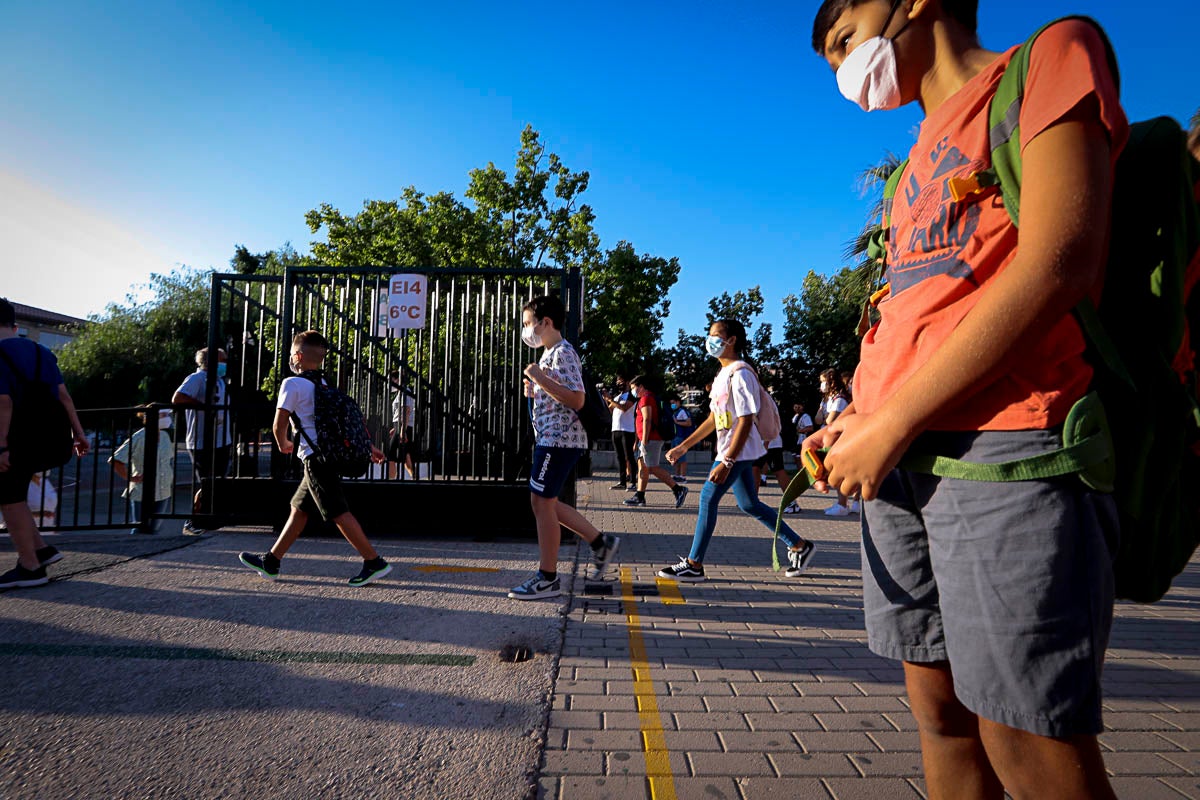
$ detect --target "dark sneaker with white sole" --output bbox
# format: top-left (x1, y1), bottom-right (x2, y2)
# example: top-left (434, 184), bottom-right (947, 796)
top-left (36, 546), bottom-right (63, 567)
top-left (0, 562), bottom-right (49, 590)
top-left (673, 485), bottom-right (689, 508)
top-left (610, 482), bottom-right (628, 490)
top-left (508, 573), bottom-right (561, 600)
top-left (239, 552), bottom-right (280, 580)
top-left (657, 557), bottom-right (705, 582)
top-left (623, 494), bottom-right (646, 506)
top-left (349, 558), bottom-right (392, 587)
top-left (586, 535), bottom-right (621, 581)
top-left (786, 541), bottom-right (817, 577)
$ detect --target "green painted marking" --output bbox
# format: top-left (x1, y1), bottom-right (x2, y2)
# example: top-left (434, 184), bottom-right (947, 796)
top-left (0, 643), bottom-right (474, 666)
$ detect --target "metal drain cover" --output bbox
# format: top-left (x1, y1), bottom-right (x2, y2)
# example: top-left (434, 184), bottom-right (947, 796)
top-left (499, 644), bottom-right (533, 663)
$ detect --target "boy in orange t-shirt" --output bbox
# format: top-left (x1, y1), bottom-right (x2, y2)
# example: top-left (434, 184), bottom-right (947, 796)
top-left (809, 1), bottom-right (1127, 797)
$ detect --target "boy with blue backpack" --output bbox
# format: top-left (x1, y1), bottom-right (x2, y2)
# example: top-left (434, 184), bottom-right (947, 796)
top-left (803, 1), bottom-right (1194, 796)
top-left (239, 330), bottom-right (391, 587)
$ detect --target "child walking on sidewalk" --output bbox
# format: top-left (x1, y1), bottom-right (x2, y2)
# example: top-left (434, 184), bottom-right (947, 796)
top-left (508, 295), bottom-right (620, 600)
top-left (239, 330), bottom-right (391, 587)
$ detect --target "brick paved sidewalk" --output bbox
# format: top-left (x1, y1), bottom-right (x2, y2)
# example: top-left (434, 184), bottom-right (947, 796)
top-left (538, 471), bottom-right (1200, 800)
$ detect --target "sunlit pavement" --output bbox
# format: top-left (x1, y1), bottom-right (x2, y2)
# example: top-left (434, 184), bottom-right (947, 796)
top-left (2, 471), bottom-right (1199, 799)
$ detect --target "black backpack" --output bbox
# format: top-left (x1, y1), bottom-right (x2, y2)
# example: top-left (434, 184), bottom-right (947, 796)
top-left (0, 342), bottom-right (73, 474)
top-left (655, 397), bottom-right (676, 440)
top-left (574, 365), bottom-right (609, 443)
top-left (291, 371), bottom-right (373, 477)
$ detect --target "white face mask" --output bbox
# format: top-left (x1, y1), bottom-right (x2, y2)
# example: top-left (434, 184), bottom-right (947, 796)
top-left (630, 387), bottom-right (639, 398)
top-left (704, 335), bottom-right (728, 358)
top-left (158, 412), bottom-right (173, 430)
top-left (521, 321), bottom-right (543, 349)
top-left (835, 2), bottom-right (910, 112)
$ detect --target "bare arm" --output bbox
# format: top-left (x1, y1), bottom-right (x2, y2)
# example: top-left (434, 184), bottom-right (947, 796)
top-left (58, 384), bottom-right (90, 455)
top-left (825, 100), bottom-right (1114, 499)
top-left (172, 391), bottom-right (201, 407)
top-left (525, 365), bottom-right (584, 411)
top-left (668, 413), bottom-right (716, 457)
top-left (605, 395), bottom-right (635, 412)
top-left (273, 408), bottom-right (294, 455)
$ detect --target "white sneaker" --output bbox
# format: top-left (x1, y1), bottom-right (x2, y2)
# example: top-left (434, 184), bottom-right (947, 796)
top-left (824, 503), bottom-right (850, 517)
top-left (783, 501), bottom-right (801, 515)
top-left (849, 500), bottom-right (861, 513)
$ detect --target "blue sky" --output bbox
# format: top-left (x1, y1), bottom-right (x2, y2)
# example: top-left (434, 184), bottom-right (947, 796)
top-left (2, 1), bottom-right (1196, 343)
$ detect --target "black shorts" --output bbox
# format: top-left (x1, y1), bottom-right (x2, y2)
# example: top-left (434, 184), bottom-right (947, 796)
top-left (386, 427), bottom-right (415, 461)
top-left (755, 447), bottom-right (785, 473)
top-left (291, 458), bottom-right (350, 521)
top-left (0, 467), bottom-right (34, 506)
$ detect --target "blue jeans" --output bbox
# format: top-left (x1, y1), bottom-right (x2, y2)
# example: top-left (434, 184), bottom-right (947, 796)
top-left (689, 459), bottom-right (801, 562)
top-left (131, 498), bottom-right (169, 533)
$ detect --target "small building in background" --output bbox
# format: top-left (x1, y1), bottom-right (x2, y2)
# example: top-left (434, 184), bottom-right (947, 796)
top-left (11, 301), bottom-right (88, 351)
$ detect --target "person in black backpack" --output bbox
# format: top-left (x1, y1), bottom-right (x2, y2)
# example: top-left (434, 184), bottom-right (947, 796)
top-left (0, 298), bottom-right (89, 590)
top-left (238, 330), bottom-right (391, 587)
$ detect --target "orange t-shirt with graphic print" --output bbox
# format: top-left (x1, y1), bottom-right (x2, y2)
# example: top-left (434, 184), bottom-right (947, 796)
top-left (853, 19), bottom-right (1130, 431)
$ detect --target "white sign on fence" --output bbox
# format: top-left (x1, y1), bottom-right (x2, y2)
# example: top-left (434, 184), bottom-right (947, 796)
top-left (384, 274), bottom-right (427, 330)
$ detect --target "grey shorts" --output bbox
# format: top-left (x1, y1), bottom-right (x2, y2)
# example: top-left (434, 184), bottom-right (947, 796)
top-left (862, 429), bottom-right (1118, 737)
top-left (636, 439), bottom-right (664, 468)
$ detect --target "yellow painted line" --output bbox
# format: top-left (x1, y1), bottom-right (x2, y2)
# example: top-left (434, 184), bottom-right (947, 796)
top-left (620, 567), bottom-right (678, 800)
top-left (411, 565), bottom-right (501, 574)
top-left (655, 577), bottom-right (685, 605)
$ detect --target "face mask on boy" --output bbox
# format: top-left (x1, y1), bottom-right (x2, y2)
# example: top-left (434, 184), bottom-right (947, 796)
top-left (158, 411), bottom-right (173, 430)
top-left (705, 335), bottom-right (728, 358)
top-left (836, 0), bottom-right (912, 112)
top-left (216, 362), bottom-right (228, 378)
top-left (521, 320), bottom-right (544, 349)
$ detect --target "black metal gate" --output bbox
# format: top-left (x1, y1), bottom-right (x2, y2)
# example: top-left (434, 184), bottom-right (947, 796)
top-left (202, 266), bottom-right (582, 536)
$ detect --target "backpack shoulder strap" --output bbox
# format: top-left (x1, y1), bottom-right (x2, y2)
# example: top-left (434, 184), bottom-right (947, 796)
top-left (988, 15), bottom-right (1119, 227)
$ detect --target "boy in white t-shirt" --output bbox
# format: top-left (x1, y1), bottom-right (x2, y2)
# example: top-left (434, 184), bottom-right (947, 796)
top-left (238, 330), bottom-right (391, 587)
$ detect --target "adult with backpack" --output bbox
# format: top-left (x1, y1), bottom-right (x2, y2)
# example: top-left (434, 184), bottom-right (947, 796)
top-left (238, 330), bottom-right (391, 587)
top-left (0, 298), bottom-right (89, 590)
top-left (805, 1), bottom-right (1200, 796)
top-left (660, 319), bottom-right (816, 582)
top-left (623, 374), bottom-right (688, 509)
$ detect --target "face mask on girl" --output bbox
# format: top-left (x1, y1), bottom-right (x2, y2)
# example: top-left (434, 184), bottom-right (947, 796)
top-left (835, 0), bottom-right (912, 112)
top-left (158, 411), bottom-right (173, 430)
top-left (521, 319), bottom-right (544, 349)
top-left (630, 386), bottom-right (639, 398)
top-left (704, 335), bottom-right (728, 358)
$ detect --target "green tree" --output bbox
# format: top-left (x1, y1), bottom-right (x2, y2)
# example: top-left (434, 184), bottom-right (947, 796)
top-left (579, 241), bottom-right (680, 381)
top-left (58, 269), bottom-right (213, 407)
top-left (780, 267), bottom-right (870, 403)
top-left (304, 126), bottom-right (599, 272)
top-left (663, 329), bottom-right (709, 391)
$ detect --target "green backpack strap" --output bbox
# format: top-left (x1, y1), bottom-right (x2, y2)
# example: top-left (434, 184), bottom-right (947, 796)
top-left (771, 465), bottom-right (819, 571)
top-left (987, 15), bottom-right (1120, 227)
top-left (899, 391), bottom-right (1116, 492)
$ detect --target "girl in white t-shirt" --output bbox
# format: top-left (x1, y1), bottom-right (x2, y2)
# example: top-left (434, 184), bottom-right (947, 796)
top-left (661, 319), bottom-right (816, 582)
top-left (818, 368), bottom-right (856, 516)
